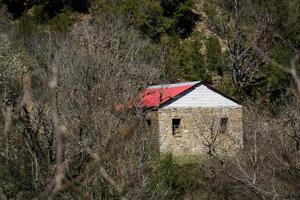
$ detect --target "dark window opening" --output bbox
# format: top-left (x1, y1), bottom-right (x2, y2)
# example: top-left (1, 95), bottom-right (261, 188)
top-left (146, 119), bottom-right (152, 126)
top-left (220, 117), bottom-right (228, 134)
top-left (172, 118), bottom-right (181, 136)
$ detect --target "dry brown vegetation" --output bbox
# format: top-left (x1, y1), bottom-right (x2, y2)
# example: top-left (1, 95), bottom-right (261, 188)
top-left (0, 14), bottom-right (164, 199)
top-left (1, 2), bottom-right (300, 200)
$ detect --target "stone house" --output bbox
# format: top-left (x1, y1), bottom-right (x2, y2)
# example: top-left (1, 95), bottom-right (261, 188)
top-left (140, 81), bottom-right (243, 156)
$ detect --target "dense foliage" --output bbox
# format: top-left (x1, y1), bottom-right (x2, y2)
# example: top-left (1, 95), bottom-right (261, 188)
top-left (0, 0), bottom-right (300, 199)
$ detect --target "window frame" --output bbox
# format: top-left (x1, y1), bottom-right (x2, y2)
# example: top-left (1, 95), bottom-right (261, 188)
top-left (146, 119), bottom-right (152, 127)
top-left (172, 118), bottom-right (181, 137)
top-left (219, 117), bottom-right (228, 134)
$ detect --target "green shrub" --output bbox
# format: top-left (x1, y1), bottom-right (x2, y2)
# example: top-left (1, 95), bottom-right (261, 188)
top-left (206, 36), bottom-right (226, 76)
top-left (48, 6), bottom-right (74, 31)
top-left (149, 153), bottom-right (185, 199)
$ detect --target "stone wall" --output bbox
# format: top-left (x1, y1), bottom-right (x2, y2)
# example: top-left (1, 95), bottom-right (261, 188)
top-left (145, 110), bottom-right (160, 153)
top-left (151, 107), bottom-right (243, 156)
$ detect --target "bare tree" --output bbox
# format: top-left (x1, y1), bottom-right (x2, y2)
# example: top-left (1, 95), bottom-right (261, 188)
top-left (0, 14), bottom-right (164, 199)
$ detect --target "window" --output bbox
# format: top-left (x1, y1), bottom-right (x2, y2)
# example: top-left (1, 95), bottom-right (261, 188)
top-left (146, 119), bottom-right (152, 126)
top-left (172, 118), bottom-right (181, 136)
top-left (220, 117), bottom-right (228, 134)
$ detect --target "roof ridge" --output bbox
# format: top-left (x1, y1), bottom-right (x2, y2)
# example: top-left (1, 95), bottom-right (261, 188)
top-left (147, 81), bottom-right (201, 89)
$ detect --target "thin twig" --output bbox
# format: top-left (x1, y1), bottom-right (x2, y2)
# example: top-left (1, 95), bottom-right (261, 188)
top-left (3, 106), bottom-right (12, 159)
top-left (0, 187), bottom-right (7, 200)
top-left (48, 62), bottom-right (68, 198)
top-left (87, 148), bottom-right (127, 200)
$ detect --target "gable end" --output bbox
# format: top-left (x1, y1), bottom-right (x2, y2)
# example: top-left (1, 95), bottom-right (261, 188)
top-left (160, 83), bottom-right (241, 108)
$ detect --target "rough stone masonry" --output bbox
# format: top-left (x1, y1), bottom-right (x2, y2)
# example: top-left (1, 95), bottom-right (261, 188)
top-left (147, 107), bottom-right (243, 156)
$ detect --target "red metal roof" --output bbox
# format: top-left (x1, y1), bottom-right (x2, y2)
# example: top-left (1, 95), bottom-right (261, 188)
top-left (139, 81), bottom-right (200, 108)
top-left (115, 81), bottom-right (201, 110)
